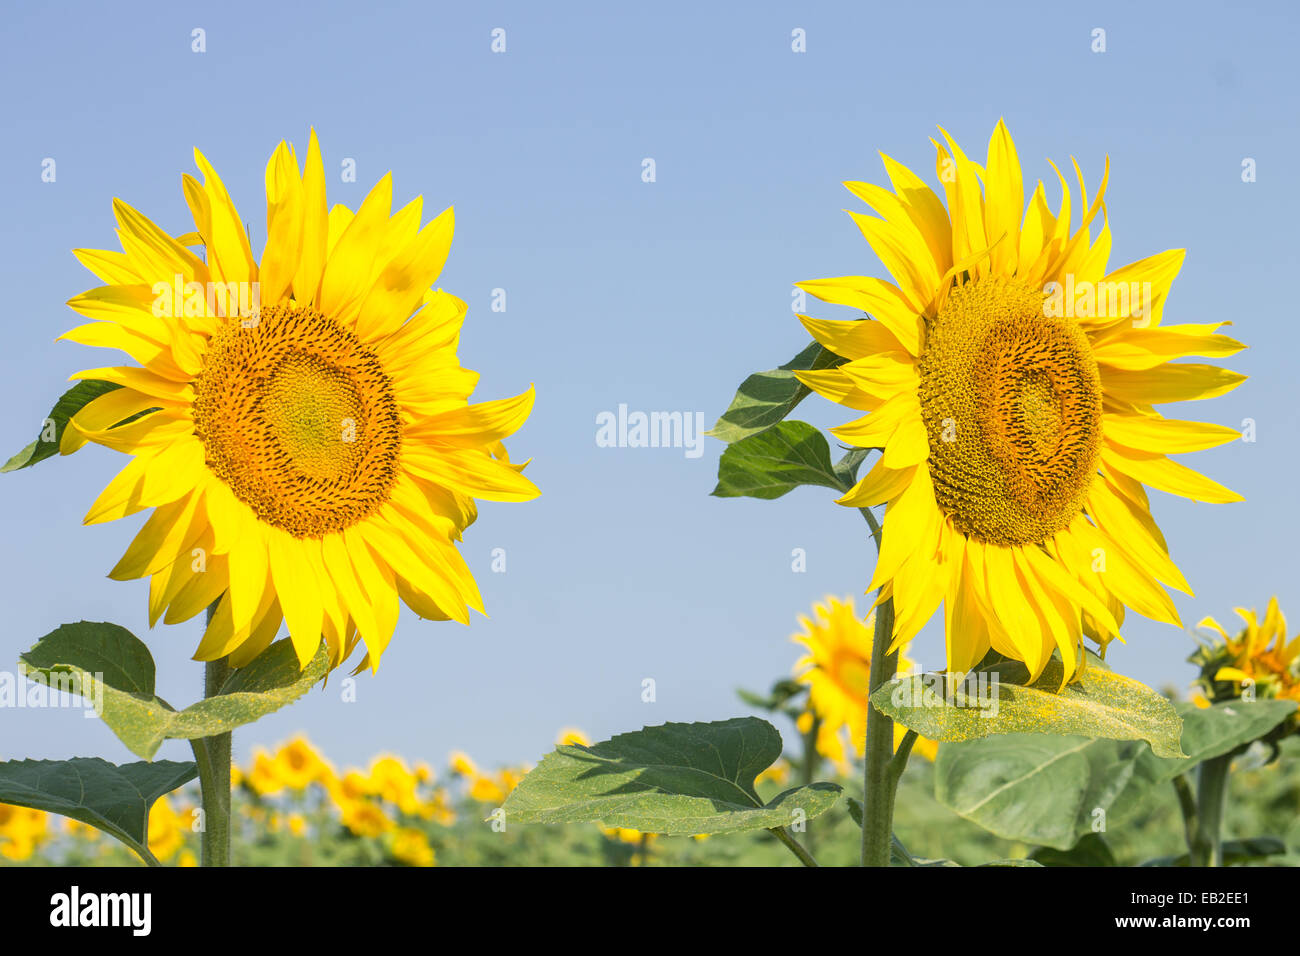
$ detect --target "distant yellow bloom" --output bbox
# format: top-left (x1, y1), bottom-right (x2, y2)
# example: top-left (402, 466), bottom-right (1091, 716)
top-left (602, 826), bottom-right (655, 846)
top-left (63, 817), bottom-right (102, 841)
top-left (389, 827), bottom-right (436, 867)
top-left (146, 797), bottom-right (187, 863)
top-left (755, 758), bottom-right (792, 787)
top-left (449, 750), bottom-right (480, 778)
top-left (449, 750), bottom-right (525, 804)
top-left (793, 597), bottom-right (936, 768)
top-left (556, 727), bottom-right (591, 746)
top-left (246, 748), bottom-right (287, 796)
top-left (420, 789), bottom-right (457, 827)
top-left (1195, 598), bottom-right (1300, 706)
top-left (498, 767), bottom-right (526, 793)
top-left (468, 776), bottom-right (507, 804)
top-left (368, 755), bottom-right (423, 815)
top-left (0, 804), bottom-right (48, 862)
top-left (274, 736), bottom-right (333, 790)
top-left (339, 798), bottom-right (393, 838)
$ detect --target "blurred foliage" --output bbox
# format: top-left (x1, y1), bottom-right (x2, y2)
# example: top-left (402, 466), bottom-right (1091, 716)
top-left (5, 732), bottom-right (1300, 867)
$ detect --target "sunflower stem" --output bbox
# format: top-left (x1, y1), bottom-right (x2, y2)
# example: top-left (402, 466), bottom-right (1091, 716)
top-left (861, 595), bottom-right (898, 867)
top-left (193, 604), bottom-right (233, 867)
top-left (889, 729), bottom-right (919, 786)
top-left (769, 826), bottom-right (819, 867)
top-left (800, 713), bottom-right (821, 853)
top-left (1172, 773), bottom-right (1198, 854)
top-left (1190, 754), bottom-right (1231, 867)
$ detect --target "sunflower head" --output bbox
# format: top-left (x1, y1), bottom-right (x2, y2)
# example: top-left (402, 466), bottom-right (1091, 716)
top-left (1192, 598), bottom-right (1300, 714)
top-left (797, 120), bottom-right (1246, 684)
top-left (59, 131), bottom-right (539, 674)
top-left (272, 735), bottom-right (334, 790)
top-left (791, 597), bottom-right (934, 767)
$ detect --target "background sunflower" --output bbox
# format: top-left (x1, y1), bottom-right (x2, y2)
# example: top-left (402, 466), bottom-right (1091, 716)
top-left (792, 596), bottom-right (938, 768)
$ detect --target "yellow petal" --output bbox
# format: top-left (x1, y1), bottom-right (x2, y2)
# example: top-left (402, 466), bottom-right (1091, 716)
top-left (829, 390), bottom-right (919, 449)
top-left (795, 368), bottom-right (879, 411)
top-left (983, 118), bottom-right (1023, 276)
top-left (109, 490), bottom-right (208, 580)
top-left (405, 386), bottom-right (534, 448)
top-left (260, 140), bottom-right (303, 305)
top-left (192, 149), bottom-right (256, 286)
top-left (1103, 413), bottom-right (1240, 453)
top-left (836, 460), bottom-right (916, 507)
top-left (797, 314), bottom-right (903, 361)
top-left (318, 173), bottom-right (394, 323)
top-left (847, 210), bottom-right (940, 316)
top-left (266, 529), bottom-right (325, 667)
top-left (796, 276), bottom-right (922, 356)
top-left (354, 205), bottom-right (455, 341)
top-left (1101, 362), bottom-right (1245, 405)
top-left (293, 129), bottom-right (329, 304)
top-left (1093, 328), bottom-right (1246, 370)
top-left (1101, 444), bottom-right (1243, 503)
top-left (868, 465), bottom-right (936, 592)
top-left (402, 446), bottom-right (540, 502)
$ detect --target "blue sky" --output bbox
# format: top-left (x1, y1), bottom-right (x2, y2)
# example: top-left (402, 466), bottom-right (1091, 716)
top-left (1, 0), bottom-right (1297, 774)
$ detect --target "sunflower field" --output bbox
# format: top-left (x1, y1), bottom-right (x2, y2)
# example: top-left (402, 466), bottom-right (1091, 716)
top-left (2, 5), bottom-right (1297, 920)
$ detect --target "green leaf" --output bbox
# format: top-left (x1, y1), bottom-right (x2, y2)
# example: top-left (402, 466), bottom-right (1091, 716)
top-left (933, 700), bottom-right (1298, 850)
top-left (978, 859), bottom-right (1045, 867)
top-left (166, 638), bottom-right (332, 740)
top-left (1139, 837), bottom-right (1286, 867)
top-left (502, 718), bottom-right (842, 835)
top-left (872, 656), bottom-right (1187, 758)
top-left (1167, 699), bottom-right (1297, 766)
top-left (934, 733), bottom-right (1144, 850)
top-left (1031, 833), bottom-right (1117, 867)
top-left (0, 757), bottom-right (196, 859)
top-left (20, 622), bottom-right (329, 759)
top-left (2, 380), bottom-right (121, 473)
top-left (707, 341), bottom-right (843, 444)
top-left (832, 446), bottom-right (871, 489)
top-left (712, 420), bottom-right (847, 500)
top-left (736, 678), bottom-right (806, 712)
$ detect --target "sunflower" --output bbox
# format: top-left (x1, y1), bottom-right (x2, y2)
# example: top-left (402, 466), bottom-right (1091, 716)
top-left (389, 827), bottom-right (436, 867)
top-left (797, 121), bottom-right (1245, 682)
top-left (58, 130), bottom-right (538, 672)
top-left (0, 803), bottom-right (49, 862)
top-left (272, 736), bottom-right (334, 791)
top-left (1193, 597), bottom-right (1300, 706)
top-left (792, 597), bottom-right (937, 767)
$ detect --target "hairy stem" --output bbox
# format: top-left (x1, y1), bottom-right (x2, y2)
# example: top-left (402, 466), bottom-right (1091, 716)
top-left (769, 826), bottom-right (819, 867)
top-left (1172, 773), bottom-right (1198, 855)
top-left (192, 604), bottom-right (232, 867)
top-left (861, 595), bottom-right (898, 867)
top-left (1190, 754), bottom-right (1231, 867)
